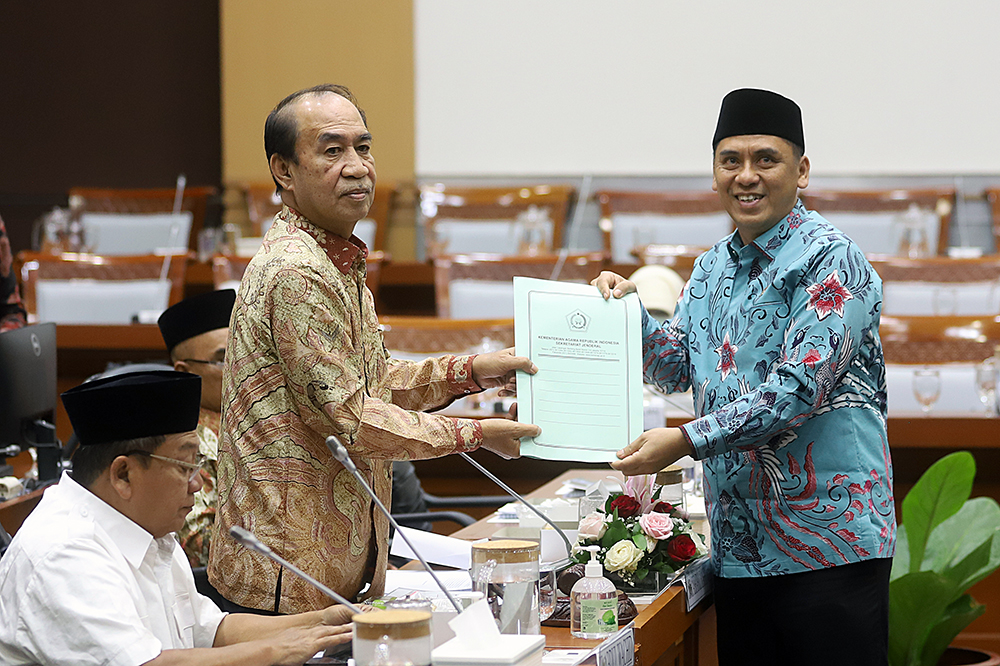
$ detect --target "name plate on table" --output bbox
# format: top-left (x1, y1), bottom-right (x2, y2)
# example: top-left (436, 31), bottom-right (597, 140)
top-left (597, 622), bottom-right (635, 666)
top-left (683, 556), bottom-right (713, 612)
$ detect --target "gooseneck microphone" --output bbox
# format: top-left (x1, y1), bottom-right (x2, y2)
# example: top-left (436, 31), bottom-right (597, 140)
top-left (228, 525), bottom-right (363, 615)
top-left (325, 435), bottom-right (463, 614)
top-left (458, 452), bottom-right (574, 563)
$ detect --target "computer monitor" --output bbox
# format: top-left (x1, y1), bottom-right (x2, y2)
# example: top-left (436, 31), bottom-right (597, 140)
top-left (0, 323), bottom-right (59, 480)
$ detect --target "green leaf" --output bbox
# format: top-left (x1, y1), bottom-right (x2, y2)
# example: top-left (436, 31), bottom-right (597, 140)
top-left (922, 498), bottom-right (1000, 586)
top-left (634, 567), bottom-right (648, 581)
top-left (891, 525), bottom-right (910, 582)
top-left (919, 595), bottom-right (986, 666)
top-left (902, 451), bottom-right (975, 575)
top-left (888, 571), bottom-right (957, 666)
top-left (601, 520), bottom-right (629, 549)
top-left (632, 534), bottom-right (648, 551)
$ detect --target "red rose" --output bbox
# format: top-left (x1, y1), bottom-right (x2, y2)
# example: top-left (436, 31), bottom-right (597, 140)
top-left (666, 534), bottom-right (697, 562)
top-left (609, 495), bottom-right (641, 519)
top-left (652, 501), bottom-right (674, 514)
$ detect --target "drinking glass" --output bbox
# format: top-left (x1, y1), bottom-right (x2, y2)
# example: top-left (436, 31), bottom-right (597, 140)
top-left (912, 368), bottom-right (941, 415)
top-left (975, 359), bottom-right (997, 415)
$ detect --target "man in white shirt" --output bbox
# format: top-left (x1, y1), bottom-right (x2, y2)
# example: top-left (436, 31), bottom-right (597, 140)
top-left (0, 370), bottom-right (354, 666)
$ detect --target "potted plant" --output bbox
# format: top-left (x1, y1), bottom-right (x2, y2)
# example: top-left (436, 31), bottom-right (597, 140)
top-left (890, 451), bottom-right (1000, 666)
top-left (573, 474), bottom-right (704, 593)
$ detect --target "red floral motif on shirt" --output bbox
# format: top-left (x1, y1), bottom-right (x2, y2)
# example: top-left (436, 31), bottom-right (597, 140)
top-left (802, 348), bottom-right (822, 368)
top-left (714, 332), bottom-right (738, 380)
top-left (805, 270), bottom-right (853, 320)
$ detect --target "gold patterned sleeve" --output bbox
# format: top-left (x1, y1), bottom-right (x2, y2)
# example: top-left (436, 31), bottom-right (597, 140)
top-left (383, 354), bottom-right (481, 412)
top-left (266, 265), bottom-right (483, 461)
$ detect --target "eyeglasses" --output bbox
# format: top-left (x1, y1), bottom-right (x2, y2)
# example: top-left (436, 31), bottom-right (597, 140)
top-left (125, 451), bottom-right (207, 482)
top-left (181, 358), bottom-right (225, 368)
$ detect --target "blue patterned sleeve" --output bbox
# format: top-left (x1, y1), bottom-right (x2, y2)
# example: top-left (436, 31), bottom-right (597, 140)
top-left (679, 239), bottom-right (882, 459)
top-left (640, 286), bottom-right (692, 394)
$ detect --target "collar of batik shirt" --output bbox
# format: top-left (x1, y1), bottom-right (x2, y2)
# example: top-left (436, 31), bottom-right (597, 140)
top-left (279, 205), bottom-right (369, 275)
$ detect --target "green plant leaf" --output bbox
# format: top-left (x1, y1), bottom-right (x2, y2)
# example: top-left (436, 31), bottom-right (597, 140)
top-left (632, 534), bottom-right (648, 551)
top-left (601, 520), bottom-right (629, 549)
top-left (634, 567), bottom-right (648, 580)
top-left (888, 571), bottom-right (957, 666)
top-left (902, 451), bottom-right (975, 575)
top-left (891, 525), bottom-right (910, 583)
top-left (923, 498), bottom-right (1000, 585)
top-left (919, 594), bottom-right (986, 666)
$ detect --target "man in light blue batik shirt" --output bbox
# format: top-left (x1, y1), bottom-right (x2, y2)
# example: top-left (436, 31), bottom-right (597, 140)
top-left (594, 89), bottom-right (895, 666)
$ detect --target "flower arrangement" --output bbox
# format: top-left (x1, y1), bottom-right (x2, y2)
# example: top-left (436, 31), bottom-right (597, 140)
top-left (574, 475), bottom-right (704, 587)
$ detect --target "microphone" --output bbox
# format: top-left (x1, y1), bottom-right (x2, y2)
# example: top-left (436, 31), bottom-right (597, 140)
top-left (325, 435), bottom-right (463, 613)
top-left (458, 452), bottom-right (574, 566)
top-left (228, 525), bottom-right (363, 615)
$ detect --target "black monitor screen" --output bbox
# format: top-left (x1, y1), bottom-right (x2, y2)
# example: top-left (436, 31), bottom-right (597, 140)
top-left (0, 323), bottom-right (57, 446)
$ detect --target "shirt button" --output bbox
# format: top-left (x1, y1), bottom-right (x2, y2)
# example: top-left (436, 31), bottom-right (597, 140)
top-left (80, 508), bottom-right (89, 517)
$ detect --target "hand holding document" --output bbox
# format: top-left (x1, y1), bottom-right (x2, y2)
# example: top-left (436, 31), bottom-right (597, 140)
top-left (514, 277), bottom-right (643, 462)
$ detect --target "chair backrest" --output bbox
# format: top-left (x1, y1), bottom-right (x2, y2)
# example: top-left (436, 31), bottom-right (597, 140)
top-left (632, 245), bottom-right (702, 281)
top-left (212, 251), bottom-right (386, 305)
top-left (80, 211), bottom-right (193, 255)
top-left (69, 186), bottom-right (217, 254)
top-left (420, 185), bottom-right (575, 258)
top-left (18, 251), bottom-right (188, 324)
top-left (596, 190), bottom-right (732, 264)
top-left (433, 252), bottom-right (605, 319)
top-left (379, 316), bottom-right (514, 358)
top-left (984, 187), bottom-right (1000, 254)
top-left (800, 188), bottom-right (955, 257)
top-left (241, 182), bottom-right (394, 252)
top-left (880, 314), bottom-right (1000, 364)
top-left (871, 257), bottom-right (1000, 316)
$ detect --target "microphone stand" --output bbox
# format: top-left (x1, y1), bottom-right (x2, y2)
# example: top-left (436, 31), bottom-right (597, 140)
top-left (325, 436), bottom-right (463, 614)
top-left (458, 452), bottom-right (574, 566)
top-left (228, 526), bottom-right (363, 615)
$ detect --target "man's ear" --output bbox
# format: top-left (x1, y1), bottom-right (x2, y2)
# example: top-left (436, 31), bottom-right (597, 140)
top-left (173, 360), bottom-right (188, 373)
top-left (108, 456), bottom-right (134, 500)
top-left (797, 155), bottom-right (810, 190)
top-left (270, 153), bottom-right (295, 193)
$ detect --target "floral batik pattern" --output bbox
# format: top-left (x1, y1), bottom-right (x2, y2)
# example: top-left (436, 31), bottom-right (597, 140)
top-left (640, 200), bottom-right (895, 578)
top-left (210, 206), bottom-right (485, 613)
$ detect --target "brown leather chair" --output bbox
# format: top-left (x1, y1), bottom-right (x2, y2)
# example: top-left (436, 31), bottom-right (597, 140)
top-left (880, 314), bottom-right (1000, 364)
top-left (596, 190), bottom-right (730, 264)
top-left (379, 316), bottom-right (514, 355)
top-left (433, 252), bottom-right (605, 319)
top-left (212, 251), bottom-right (386, 306)
top-left (18, 251), bottom-right (188, 324)
top-left (240, 182), bottom-right (394, 252)
top-left (800, 188), bottom-right (956, 257)
top-left (420, 184), bottom-right (575, 258)
top-left (68, 186), bottom-right (218, 254)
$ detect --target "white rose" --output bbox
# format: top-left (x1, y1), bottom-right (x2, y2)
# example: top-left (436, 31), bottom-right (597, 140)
top-left (604, 540), bottom-right (643, 573)
top-left (577, 512), bottom-right (608, 540)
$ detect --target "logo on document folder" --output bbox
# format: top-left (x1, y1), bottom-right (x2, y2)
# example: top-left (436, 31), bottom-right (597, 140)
top-left (566, 309), bottom-right (590, 332)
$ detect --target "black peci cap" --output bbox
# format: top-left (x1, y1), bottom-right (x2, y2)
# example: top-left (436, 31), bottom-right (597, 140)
top-left (157, 289), bottom-right (236, 353)
top-left (712, 88), bottom-right (804, 153)
top-left (62, 371), bottom-right (201, 446)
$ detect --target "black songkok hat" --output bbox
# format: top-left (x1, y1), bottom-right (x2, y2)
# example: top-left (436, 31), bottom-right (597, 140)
top-left (62, 371), bottom-right (201, 446)
top-left (712, 88), bottom-right (804, 153)
top-left (157, 289), bottom-right (236, 353)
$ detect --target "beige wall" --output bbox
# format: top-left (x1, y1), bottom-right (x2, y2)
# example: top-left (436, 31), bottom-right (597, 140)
top-left (220, 0), bottom-right (416, 255)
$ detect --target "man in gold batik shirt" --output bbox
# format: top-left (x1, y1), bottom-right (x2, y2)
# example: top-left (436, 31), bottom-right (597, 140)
top-left (209, 84), bottom-right (541, 614)
top-left (158, 288), bottom-right (236, 569)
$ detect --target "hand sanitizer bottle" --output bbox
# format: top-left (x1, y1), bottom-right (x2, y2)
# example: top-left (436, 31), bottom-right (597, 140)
top-left (571, 546), bottom-right (618, 639)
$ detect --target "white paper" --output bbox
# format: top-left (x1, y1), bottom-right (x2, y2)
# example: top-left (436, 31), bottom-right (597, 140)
top-left (448, 598), bottom-right (501, 642)
top-left (390, 526), bottom-right (473, 569)
top-left (514, 277), bottom-right (643, 462)
top-left (384, 569), bottom-right (473, 593)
